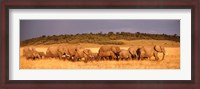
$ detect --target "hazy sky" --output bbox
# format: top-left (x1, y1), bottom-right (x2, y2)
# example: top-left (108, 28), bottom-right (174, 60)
top-left (20, 20), bottom-right (180, 41)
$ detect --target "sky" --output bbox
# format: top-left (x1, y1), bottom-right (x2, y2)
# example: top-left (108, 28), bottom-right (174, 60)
top-left (20, 20), bottom-right (180, 41)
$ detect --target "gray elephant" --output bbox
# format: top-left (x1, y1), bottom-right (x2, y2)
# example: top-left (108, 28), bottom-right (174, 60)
top-left (23, 47), bottom-right (40, 59)
top-left (98, 50), bottom-right (117, 60)
top-left (57, 46), bottom-right (70, 60)
top-left (137, 45), bottom-right (166, 60)
top-left (98, 46), bottom-right (120, 60)
top-left (119, 49), bottom-right (132, 60)
top-left (91, 53), bottom-right (99, 61)
top-left (46, 46), bottom-right (70, 59)
top-left (46, 46), bottom-right (59, 59)
top-left (38, 52), bottom-right (46, 59)
top-left (74, 49), bottom-right (94, 63)
top-left (128, 47), bottom-right (138, 60)
top-left (64, 45), bottom-right (84, 61)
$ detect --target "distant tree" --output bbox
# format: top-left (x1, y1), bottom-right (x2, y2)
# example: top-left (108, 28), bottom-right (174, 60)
top-left (173, 34), bottom-right (177, 37)
top-left (97, 32), bottom-right (103, 35)
top-left (21, 32), bottom-right (180, 46)
top-left (116, 32), bottom-right (120, 35)
top-left (136, 32), bottom-right (140, 34)
top-left (108, 32), bottom-right (114, 35)
top-left (89, 32), bottom-right (93, 35)
top-left (42, 35), bottom-right (46, 38)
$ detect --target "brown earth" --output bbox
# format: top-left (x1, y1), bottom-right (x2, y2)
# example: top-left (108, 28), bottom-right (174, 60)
top-left (20, 40), bottom-right (180, 69)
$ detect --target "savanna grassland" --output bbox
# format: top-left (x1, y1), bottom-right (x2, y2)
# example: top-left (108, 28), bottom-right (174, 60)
top-left (20, 32), bottom-right (180, 69)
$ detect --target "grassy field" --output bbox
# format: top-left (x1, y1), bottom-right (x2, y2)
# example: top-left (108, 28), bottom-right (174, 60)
top-left (20, 40), bottom-right (180, 69)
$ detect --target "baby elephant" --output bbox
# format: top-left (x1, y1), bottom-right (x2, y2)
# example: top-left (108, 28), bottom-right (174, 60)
top-left (119, 49), bottom-right (132, 60)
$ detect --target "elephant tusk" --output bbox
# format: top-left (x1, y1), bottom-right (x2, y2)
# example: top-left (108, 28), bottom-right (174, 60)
top-left (66, 54), bottom-right (70, 57)
top-left (62, 55), bottom-right (66, 58)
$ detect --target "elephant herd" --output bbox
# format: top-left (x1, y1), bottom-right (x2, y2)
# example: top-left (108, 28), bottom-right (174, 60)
top-left (23, 45), bottom-right (166, 63)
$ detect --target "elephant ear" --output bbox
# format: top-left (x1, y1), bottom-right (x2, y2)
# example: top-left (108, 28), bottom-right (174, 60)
top-left (111, 46), bottom-right (117, 53)
top-left (83, 49), bottom-right (92, 57)
top-left (116, 46), bottom-right (120, 53)
top-left (83, 50), bottom-right (88, 55)
top-left (154, 45), bottom-right (162, 52)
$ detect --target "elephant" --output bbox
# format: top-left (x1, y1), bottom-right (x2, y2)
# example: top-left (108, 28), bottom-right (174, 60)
top-left (74, 49), bottom-right (94, 63)
top-left (98, 50), bottom-right (117, 60)
top-left (38, 52), bottom-right (46, 59)
top-left (57, 46), bottom-right (70, 60)
top-left (137, 45), bottom-right (166, 61)
top-left (91, 53), bottom-right (99, 61)
top-left (128, 47), bottom-right (138, 59)
top-left (119, 49), bottom-right (132, 60)
top-left (23, 47), bottom-right (40, 59)
top-left (46, 46), bottom-right (60, 59)
top-left (98, 46), bottom-right (121, 60)
top-left (46, 46), bottom-right (71, 59)
top-left (64, 45), bottom-right (85, 61)
top-left (83, 49), bottom-right (94, 59)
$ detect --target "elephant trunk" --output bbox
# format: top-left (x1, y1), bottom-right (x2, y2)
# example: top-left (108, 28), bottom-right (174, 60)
top-left (162, 52), bottom-right (165, 60)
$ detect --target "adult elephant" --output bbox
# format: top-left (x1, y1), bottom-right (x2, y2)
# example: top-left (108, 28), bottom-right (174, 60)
top-left (46, 45), bottom-right (80, 60)
top-left (57, 46), bottom-right (70, 60)
top-left (98, 46), bottom-right (120, 60)
top-left (98, 50), bottom-right (117, 60)
top-left (64, 45), bottom-right (85, 61)
top-left (74, 49), bottom-right (94, 63)
top-left (46, 46), bottom-right (58, 59)
top-left (38, 52), bottom-right (46, 59)
top-left (128, 47), bottom-right (138, 60)
top-left (23, 47), bottom-right (40, 59)
top-left (119, 49), bottom-right (132, 60)
top-left (137, 45), bottom-right (165, 61)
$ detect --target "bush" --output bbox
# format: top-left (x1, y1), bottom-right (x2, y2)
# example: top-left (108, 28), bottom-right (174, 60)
top-left (21, 32), bottom-right (180, 46)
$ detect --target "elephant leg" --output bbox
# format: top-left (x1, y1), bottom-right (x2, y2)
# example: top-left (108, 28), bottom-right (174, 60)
top-left (101, 57), bottom-right (104, 61)
top-left (96, 57), bottom-right (99, 62)
top-left (32, 56), bottom-right (35, 60)
top-left (127, 58), bottom-right (130, 60)
top-left (162, 52), bottom-right (165, 60)
top-left (84, 58), bottom-right (88, 63)
top-left (147, 57), bottom-right (151, 60)
top-left (128, 54), bottom-right (132, 60)
top-left (110, 57), bottom-right (113, 61)
top-left (153, 52), bottom-right (159, 60)
top-left (131, 55), bottom-right (134, 60)
top-left (138, 55), bottom-right (141, 60)
top-left (108, 56), bottom-right (111, 60)
top-left (58, 54), bottom-right (62, 59)
top-left (71, 56), bottom-right (76, 62)
top-left (26, 57), bottom-right (30, 60)
top-left (138, 56), bottom-right (141, 60)
top-left (135, 53), bottom-right (138, 60)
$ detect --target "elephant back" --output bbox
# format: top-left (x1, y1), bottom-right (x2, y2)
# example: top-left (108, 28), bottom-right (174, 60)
top-left (119, 49), bottom-right (130, 58)
top-left (154, 45), bottom-right (165, 53)
top-left (111, 46), bottom-right (121, 53)
top-left (99, 46), bottom-right (111, 52)
top-left (46, 46), bottom-right (59, 57)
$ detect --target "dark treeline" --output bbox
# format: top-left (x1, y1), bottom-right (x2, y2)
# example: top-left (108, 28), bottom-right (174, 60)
top-left (21, 32), bottom-right (180, 46)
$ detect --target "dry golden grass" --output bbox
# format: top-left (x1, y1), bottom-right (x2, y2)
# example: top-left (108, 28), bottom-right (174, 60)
top-left (20, 40), bottom-right (180, 69)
